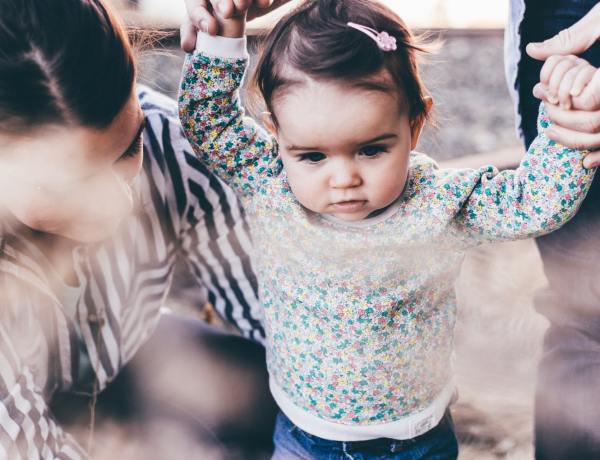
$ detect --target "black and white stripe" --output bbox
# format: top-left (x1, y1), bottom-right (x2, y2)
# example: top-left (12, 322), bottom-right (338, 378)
top-left (0, 86), bottom-right (264, 459)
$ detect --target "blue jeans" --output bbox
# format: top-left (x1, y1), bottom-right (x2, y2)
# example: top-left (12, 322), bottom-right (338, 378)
top-left (271, 411), bottom-right (459, 460)
top-left (517, 1), bottom-right (600, 458)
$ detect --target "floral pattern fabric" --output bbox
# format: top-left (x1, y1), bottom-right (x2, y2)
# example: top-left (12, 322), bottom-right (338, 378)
top-left (179, 51), bottom-right (594, 426)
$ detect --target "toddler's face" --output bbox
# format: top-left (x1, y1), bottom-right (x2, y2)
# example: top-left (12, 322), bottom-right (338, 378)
top-left (265, 77), bottom-right (425, 222)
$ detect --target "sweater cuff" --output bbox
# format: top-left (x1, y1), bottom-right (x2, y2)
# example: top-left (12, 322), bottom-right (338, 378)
top-left (195, 32), bottom-right (248, 59)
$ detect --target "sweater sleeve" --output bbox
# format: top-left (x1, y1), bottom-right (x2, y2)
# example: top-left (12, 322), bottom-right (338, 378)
top-left (452, 103), bottom-right (595, 244)
top-left (178, 33), bottom-right (281, 202)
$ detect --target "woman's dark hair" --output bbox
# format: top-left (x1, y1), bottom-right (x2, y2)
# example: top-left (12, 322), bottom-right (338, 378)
top-left (0, 0), bottom-right (136, 258)
top-left (0, 0), bottom-right (136, 134)
top-left (251, 0), bottom-right (435, 128)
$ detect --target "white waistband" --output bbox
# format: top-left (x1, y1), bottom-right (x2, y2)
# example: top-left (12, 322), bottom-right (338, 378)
top-left (270, 377), bottom-right (456, 441)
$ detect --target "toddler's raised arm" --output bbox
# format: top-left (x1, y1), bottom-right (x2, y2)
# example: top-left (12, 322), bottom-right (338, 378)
top-left (178, 33), bottom-right (280, 201)
top-left (452, 103), bottom-right (595, 243)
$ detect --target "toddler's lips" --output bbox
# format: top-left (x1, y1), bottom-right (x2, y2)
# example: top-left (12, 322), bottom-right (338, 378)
top-left (331, 200), bottom-right (367, 213)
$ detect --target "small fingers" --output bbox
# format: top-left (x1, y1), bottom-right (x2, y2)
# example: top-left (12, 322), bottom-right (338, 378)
top-left (247, 0), bottom-right (290, 21)
top-left (570, 65), bottom-right (597, 97)
top-left (571, 69), bottom-right (600, 112)
top-left (253, 0), bottom-right (274, 7)
top-left (555, 60), bottom-right (593, 109)
top-left (557, 65), bottom-right (581, 109)
top-left (545, 56), bottom-right (581, 104)
top-left (540, 55), bottom-right (569, 89)
top-left (208, 0), bottom-right (234, 19)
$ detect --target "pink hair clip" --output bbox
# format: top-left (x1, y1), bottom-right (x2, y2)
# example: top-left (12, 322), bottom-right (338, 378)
top-left (347, 22), bottom-right (397, 52)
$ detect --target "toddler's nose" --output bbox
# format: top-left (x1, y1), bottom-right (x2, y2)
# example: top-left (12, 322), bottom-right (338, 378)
top-left (330, 163), bottom-right (362, 189)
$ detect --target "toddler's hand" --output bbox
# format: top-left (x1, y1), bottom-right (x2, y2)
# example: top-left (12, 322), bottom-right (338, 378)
top-left (211, 0), bottom-right (256, 19)
top-left (534, 54), bottom-right (598, 110)
top-left (182, 0), bottom-right (275, 46)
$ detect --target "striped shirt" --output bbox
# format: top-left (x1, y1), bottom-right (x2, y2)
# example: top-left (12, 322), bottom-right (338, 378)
top-left (0, 85), bottom-right (264, 460)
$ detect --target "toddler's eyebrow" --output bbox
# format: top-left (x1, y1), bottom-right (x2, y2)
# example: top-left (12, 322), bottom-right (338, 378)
top-left (286, 134), bottom-right (398, 152)
top-left (286, 144), bottom-right (320, 152)
top-left (358, 134), bottom-right (398, 146)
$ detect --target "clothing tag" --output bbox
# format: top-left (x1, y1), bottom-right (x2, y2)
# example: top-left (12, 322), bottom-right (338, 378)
top-left (410, 408), bottom-right (435, 438)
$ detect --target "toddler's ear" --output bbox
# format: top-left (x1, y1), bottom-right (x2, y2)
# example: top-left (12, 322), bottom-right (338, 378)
top-left (261, 112), bottom-right (278, 141)
top-left (410, 97), bottom-right (433, 151)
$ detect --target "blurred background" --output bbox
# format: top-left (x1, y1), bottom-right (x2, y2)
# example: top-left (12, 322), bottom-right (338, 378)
top-left (88, 1), bottom-right (547, 459)
top-left (110, 0), bottom-right (524, 164)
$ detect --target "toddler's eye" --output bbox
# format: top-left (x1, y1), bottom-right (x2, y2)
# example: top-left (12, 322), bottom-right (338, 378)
top-left (300, 152), bottom-right (326, 163)
top-left (360, 145), bottom-right (386, 157)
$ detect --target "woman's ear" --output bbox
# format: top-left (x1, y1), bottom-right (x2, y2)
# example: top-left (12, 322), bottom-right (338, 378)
top-left (410, 97), bottom-right (433, 151)
top-left (261, 112), bottom-right (278, 141)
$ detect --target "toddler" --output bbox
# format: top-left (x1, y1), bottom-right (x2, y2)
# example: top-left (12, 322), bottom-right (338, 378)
top-left (179, 0), bottom-right (596, 458)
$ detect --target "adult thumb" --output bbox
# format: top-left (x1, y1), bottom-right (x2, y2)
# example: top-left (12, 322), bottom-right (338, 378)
top-left (526, 3), bottom-right (600, 60)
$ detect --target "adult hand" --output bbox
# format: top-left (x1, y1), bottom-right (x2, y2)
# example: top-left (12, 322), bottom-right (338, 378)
top-left (526, 3), bottom-right (600, 60)
top-left (533, 73), bottom-right (600, 167)
top-left (533, 84), bottom-right (600, 167)
top-left (525, 3), bottom-right (600, 161)
top-left (181, 0), bottom-right (292, 52)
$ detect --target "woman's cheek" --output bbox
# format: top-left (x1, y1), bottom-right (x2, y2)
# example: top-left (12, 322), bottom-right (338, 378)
top-left (7, 197), bottom-right (68, 234)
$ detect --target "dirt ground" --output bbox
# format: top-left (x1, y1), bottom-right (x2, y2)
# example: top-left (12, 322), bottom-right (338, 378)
top-left (452, 239), bottom-right (548, 459)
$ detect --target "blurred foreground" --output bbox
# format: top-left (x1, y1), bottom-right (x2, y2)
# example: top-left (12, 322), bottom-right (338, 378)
top-left (60, 239), bottom-right (547, 460)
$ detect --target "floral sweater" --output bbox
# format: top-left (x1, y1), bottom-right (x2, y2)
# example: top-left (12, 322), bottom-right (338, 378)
top-left (178, 41), bottom-right (594, 427)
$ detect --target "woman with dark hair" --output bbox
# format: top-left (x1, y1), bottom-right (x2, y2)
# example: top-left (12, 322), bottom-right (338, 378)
top-left (0, 0), bottom-right (280, 458)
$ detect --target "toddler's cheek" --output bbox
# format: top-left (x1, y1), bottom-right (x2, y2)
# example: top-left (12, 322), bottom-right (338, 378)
top-left (292, 185), bottom-right (326, 213)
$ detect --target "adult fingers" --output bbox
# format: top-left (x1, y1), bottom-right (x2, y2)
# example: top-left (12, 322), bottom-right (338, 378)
top-left (583, 150), bottom-right (600, 169)
top-left (180, 14), bottom-right (198, 53)
top-left (546, 123), bottom-right (600, 152)
top-left (185, 0), bottom-right (220, 35)
top-left (526, 3), bottom-right (600, 60)
top-left (543, 100), bottom-right (600, 151)
top-left (545, 102), bottom-right (600, 134)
